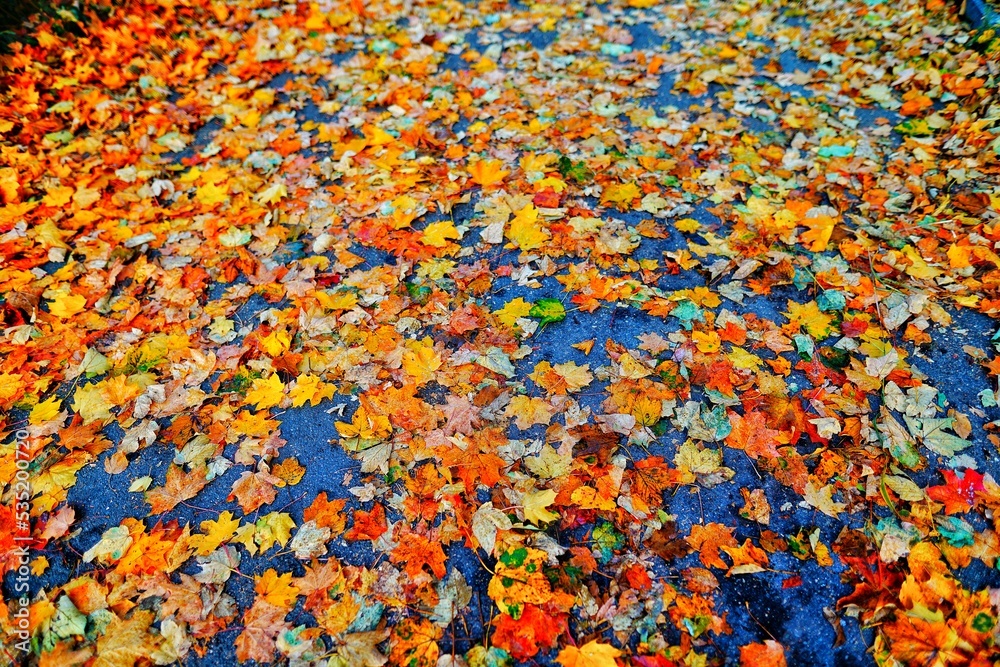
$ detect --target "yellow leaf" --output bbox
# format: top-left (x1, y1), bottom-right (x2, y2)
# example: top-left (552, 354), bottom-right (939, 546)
top-left (335, 405), bottom-right (392, 441)
top-left (675, 217), bottom-right (701, 233)
top-left (196, 182), bottom-right (229, 206)
top-left (556, 640), bottom-right (622, 667)
top-left (803, 480), bottom-right (846, 518)
top-left (245, 375), bottom-right (285, 410)
top-left (570, 485), bottom-right (617, 511)
top-left (288, 374), bottom-right (335, 407)
top-left (254, 512), bottom-right (296, 553)
top-left (255, 182), bottom-right (288, 205)
top-left (495, 297), bottom-right (533, 327)
top-left (506, 203), bottom-right (549, 251)
top-left (93, 610), bottom-right (155, 667)
top-left (29, 396), bottom-right (62, 425)
top-left (727, 347), bottom-right (762, 371)
top-left (34, 220), bottom-right (70, 248)
top-left (571, 339), bottom-right (595, 355)
top-left (315, 290), bottom-right (358, 311)
top-left (601, 182), bottom-right (641, 208)
top-left (31, 556), bottom-right (49, 576)
top-left (523, 489), bottom-right (559, 524)
top-left (799, 214), bottom-right (836, 251)
top-left (72, 382), bottom-right (113, 424)
top-left (259, 329), bottom-right (291, 357)
top-left (506, 395), bottom-right (554, 430)
top-left (947, 243), bottom-right (972, 269)
top-left (255, 568), bottom-right (300, 608)
top-left (618, 353), bottom-right (651, 379)
top-left (190, 511), bottom-right (241, 556)
top-left (783, 300), bottom-right (833, 339)
top-left (401, 339), bottom-right (441, 386)
top-left (692, 330), bottom-right (721, 353)
top-left (365, 125), bottom-right (395, 146)
top-left (48, 292), bottom-right (86, 318)
top-left (901, 245), bottom-right (941, 280)
top-left (0, 373), bottom-right (22, 403)
top-left (422, 220), bottom-right (460, 248)
top-left (231, 523), bottom-right (259, 556)
top-left (43, 185), bottom-right (74, 207)
top-left (553, 361), bottom-right (594, 392)
top-left (468, 159), bottom-right (509, 187)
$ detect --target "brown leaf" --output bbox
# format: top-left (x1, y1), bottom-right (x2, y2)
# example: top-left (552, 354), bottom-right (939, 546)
top-left (145, 466), bottom-right (209, 514)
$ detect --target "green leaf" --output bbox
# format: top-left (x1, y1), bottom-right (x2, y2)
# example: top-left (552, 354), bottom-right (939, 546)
top-left (557, 155), bottom-right (593, 184)
top-left (903, 416), bottom-right (971, 458)
top-left (529, 298), bottom-right (565, 325)
top-left (895, 119), bottom-right (933, 136)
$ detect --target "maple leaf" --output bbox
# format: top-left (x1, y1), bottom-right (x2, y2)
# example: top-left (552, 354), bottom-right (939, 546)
top-left (783, 300), bottom-right (834, 339)
top-left (145, 465), bottom-right (209, 514)
top-left (346, 504), bottom-right (388, 541)
top-left (927, 469), bottom-right (984, 515)
top-left (235, 598), bottom-right (289, 663)
top-left (725, 410), bottom-right (783, 460)
top-left (803, 480), bottom-right (847, 518)
top-left (647, 521), bottom-right (693, 562)
top-left (799, 214), bottom-right (836, 251)
top-left (303, 492), bottom-right (348, 532)
top-left (227, 469), bottom-right (281, 514)
top-left (721, 539), bottom-right (769, 575)
top-left (272, 457), bottom-right (305, 486)
top-left (556, 640), bottom-right (622, 667)
top-left (401, 339), bottom-right (442, 386)
top-left (488, 546), bottom-right (575, 616)
top-left (244, 374), bottom-right (285, 410)
top-left (523, 488), bottom-right (560, 524)
top-left (71, 382), bottom-right (113, 424)
top-left (441, 394), bottom-right (481, 435)
top-left (189, 510), bottom-right (240, 556)
top-left (629, 456), bottom-right (679, 505)
top-left (492, 606), bottom-right (567, 660)
top-left (389, 617), bottom-right (441, 667)
top-left (507, 395), bottom-right (555, 430)
top-left (422, 220), bottom-right (460, 247)
top-left (468, 159), bottom-right (509, 187)
top-left (571, 484), bottom-right (617, 511)
top-left (687, 523), bottom-right (737, 570)
top-left (740, 640), bottom-right (787, 667)
top-left (29, 396), bottom-right (63, 425)
top-left (391, 531), bottom-right (447, 579)
top-left (336, 405), bottom-right (392, 442)
top-left (495, 297), bottom-right (533, 327)
top-left (253, 512), bottom-right (296, 553)
top-left (601, 182), bottom-right (642, 209)
top-left (48, 292), bottom-right (87, 319)
top-left (507, 203), bottom-right (550, 250)
top-left (336, 631), bottom-right (391, 666)
top-left (472, 502), bottom-right (513, 555)
top-left (881, 615), bottom-right (976, 666)
top-left (255, 568), bottom-right (300, 608)
top-left (288, 373), bottom-right (334, 407)
top-left (92, 610), bottom-right (155, 667)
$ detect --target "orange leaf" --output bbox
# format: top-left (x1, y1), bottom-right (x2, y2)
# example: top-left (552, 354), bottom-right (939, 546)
top-left (740, 640), bottom-right (787, 667)
top-left (468, 159), bottom-right (509, 187)
top-left (144, 465), bottom-right (209, 515)
top-left (390, 531), bottom-right (447, 579)
top-left (345, 504), bottom-right (388, 542)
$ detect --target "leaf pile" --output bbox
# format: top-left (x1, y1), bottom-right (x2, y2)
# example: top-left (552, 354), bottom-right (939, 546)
top-left (2, 0), bottom-right (1000, 665)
